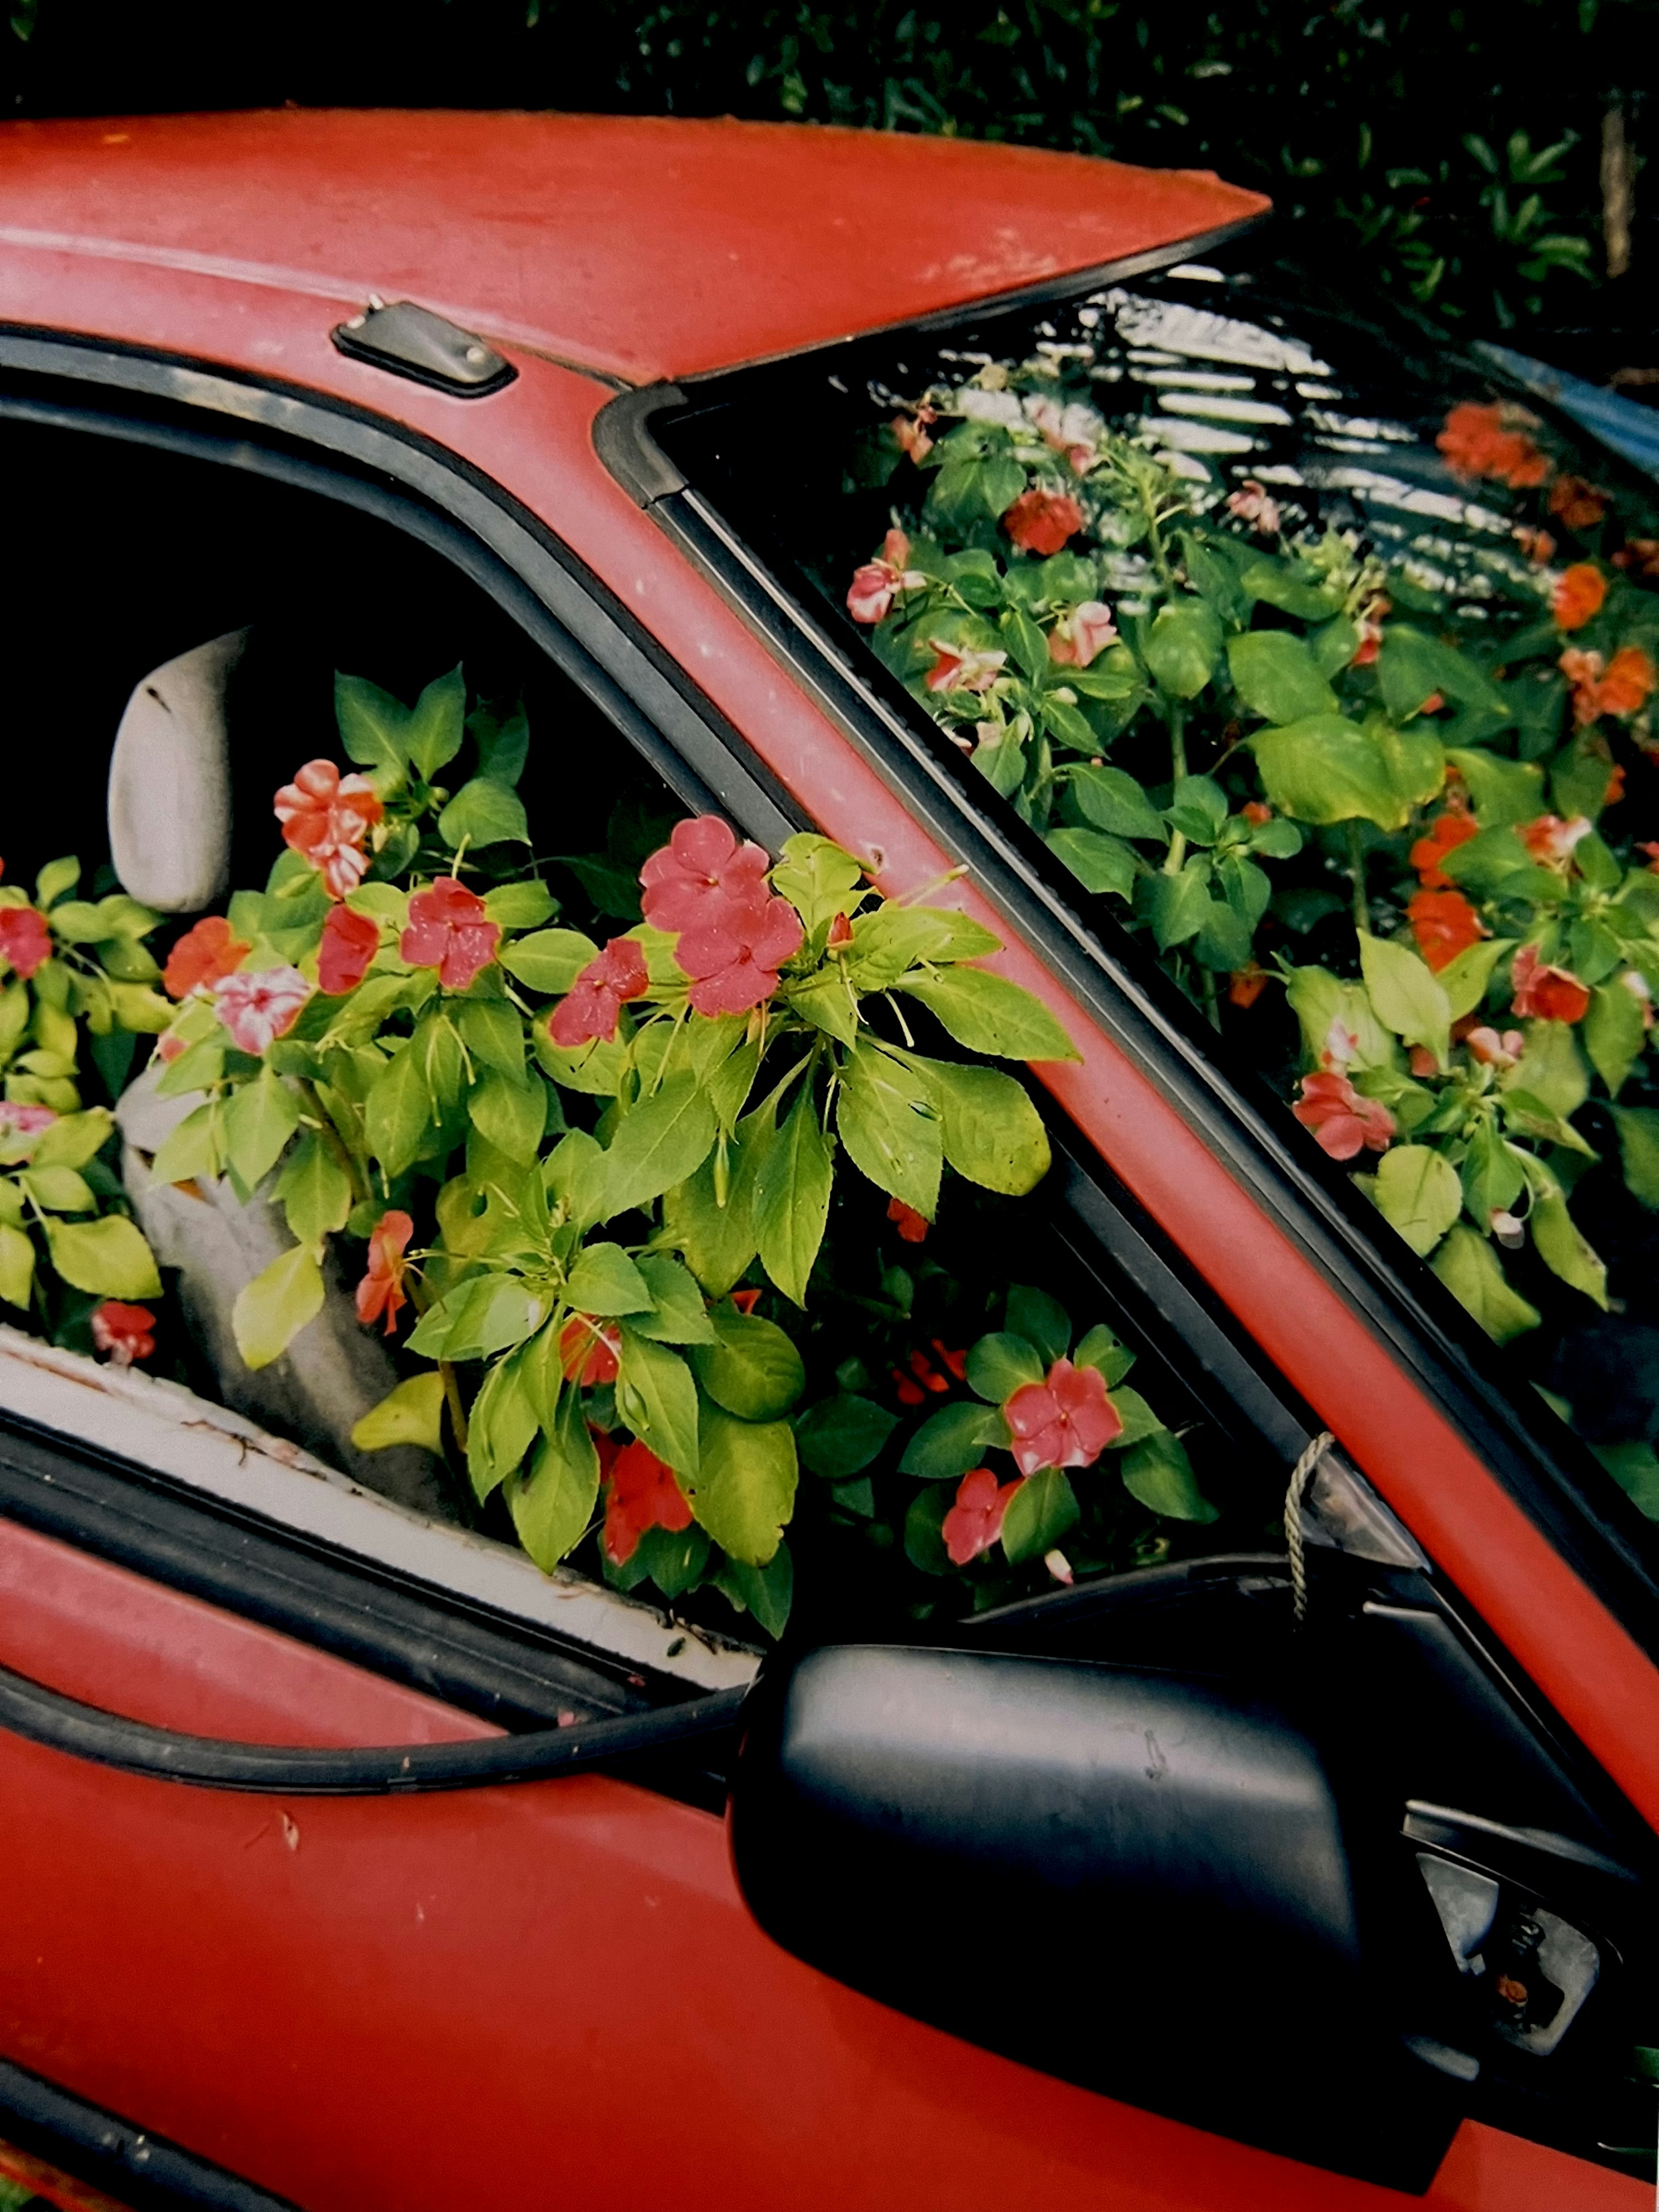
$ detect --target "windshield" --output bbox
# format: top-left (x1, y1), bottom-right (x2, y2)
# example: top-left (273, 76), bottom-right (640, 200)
top-left (656, 245), bottom-right (1659, 1564)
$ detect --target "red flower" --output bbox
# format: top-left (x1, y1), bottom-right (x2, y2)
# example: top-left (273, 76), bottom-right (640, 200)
top-left (317, 903), bottom-right (380, 995)
top-left (1003, 1356), bottom-right (1122, 1477)
top-left (0, 1101), bottom-right (56, 1140)
top-left (639, 815), bottom-right (771, 934)
top-left (891, 1367), bottom-right (926, 1408)
top-left (1549, 475), bottom-right (1607, 531)
top-left (1408, 889), bottom-right (1485, 972)
top-left (1614, 539), bottom-right (1659, 581)
top-left (162, 914), bottom-right (249, 999)
top-left (273, 759), bottom-right (384, 900)
top-left (355, 1210), bottom-right (413, 1334)
top-left (1437, 401), bottom-right (1549, 489)
top-left (941, 1467), bottom-right (1025, 1566)
top-left (1242, 801), bottom-right (1273, 826)
top-left (1513, 524), bottom-right (1556, 566)
top-left (1605, 763), bottom-right (1627, 807)
top-left (676, 895), bottom-right (804, 1018)
top-left (1601, 647), bottom-right (1658, 719)
top-left (887, 1195), bottom-right (928, 1243)
top-left (1518, 813), bottom-right (1592, 868)
top-left (846, 528), bottom-right (927, 626)
top-left (1410, 810), bottom-right (1478, 889)
top-left (1225, 479), bottom-right (1281, 535)
top-left (893, 412), bottom-right (936, 464)
top-left (551, 936), bottom-right (649, 1047)
top-left (400, 877), bottom-right (501, 989)
top-left (1228, 962), bottom-right (1269, 1010)
top-left (1553, 563), bottom-right (1608, 632)
top-left (1002, 489), bottom-right (1084, 556)
top-left (1465, 1025), bottom-right (1524, 1069)
top-left (826, 911), bottom-right (855, 953)
top-left (1048, 601), bottom-right (1119, 668)
top-left (212, 966), bottom-right (311, 1054)
top-left (728, 1288), bottom-right (762, 1315)
top-left (1510, 944), bottom-right (1589, 1024)
top-left (0, 904), bottom-right (51, 982)
top-left (90, 1301), bottom-right (156, 1367)
top-left (932, 1338), bottom-right (968, 1382)
top-left (925, 639), bottom-right (1008, 695)
top-left (1293, 1072), bottom-right (1396, 1161)
top-left (603, 1437), bottom-right (693, 1566)
top-left (560, 1314), bottom-right (622, 1386)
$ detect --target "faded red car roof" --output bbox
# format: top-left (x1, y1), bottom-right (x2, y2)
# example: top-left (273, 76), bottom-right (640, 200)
top-left (0, 109), bottom-right (1267, 384)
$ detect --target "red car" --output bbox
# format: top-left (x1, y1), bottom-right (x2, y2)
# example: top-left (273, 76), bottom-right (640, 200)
top-left (0, 109), bottom-right (1655, 2212)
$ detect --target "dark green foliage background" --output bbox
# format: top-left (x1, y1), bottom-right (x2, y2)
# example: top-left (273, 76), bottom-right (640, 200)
top-left (3, 1), bottom-right (1651, 333)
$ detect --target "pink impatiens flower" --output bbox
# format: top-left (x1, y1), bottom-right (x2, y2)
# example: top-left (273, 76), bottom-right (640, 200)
top-left (1509, 943), bottom-right (1590, 1025)
top-left (560, 1314), bottom-right (623, 1386)
top-left (355, 1210), bottom-right (413, 1335)
top-left (846, 529), bottom-right (927, 625)
top-left (273, 759), bottom-right (385, 901)
top-left (1292, 1072), bottom-right (1396, 1161)
top-left (0, 1100), bottom-right (57, 1142)
top-left (676, 894), bottom-right (804, 1018)
top-left (400, 878), bottom-right (501, 990)
top-left (1002, 488), bottom-right (1084, 556)
top-left (551, 936), bottom-right (649, 1048)
top-left (640, 816), bottom-right (771, 934)
top-left (213, 966), bottom-right (311, 1055)
top-left (163, 914), bottom-right (250, 1000)
top-left (1048, 601), bottom-right (1119, 668)
top-left (603, 1437), bottom-right (693, 1566)
top-left (942, 1466), bottom-right (1025, 1566)
top-left (0, 903), bottom-right (51, 982)
top-left (1226, 479), bottom-right (1282, 535)
top-left (91, 1301), bottom-right (157, 1367)
top-left (1518, 813), bottom-right (1593, 868)
top-left (317, 903), bottom-right (380, 995)
top-left (1003, 1356), bottom-right (1123, 1477)
top-left (1465, 1025), bottom-right (1525, 1069)
top-left (925, 639), bottom-right (1009, 695)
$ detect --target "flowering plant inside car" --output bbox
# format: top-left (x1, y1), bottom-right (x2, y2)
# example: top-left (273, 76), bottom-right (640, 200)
top-left (0, 668), bottom-right (1234, 1639)
top-left (841, 359), bottom-right (1659, 1514)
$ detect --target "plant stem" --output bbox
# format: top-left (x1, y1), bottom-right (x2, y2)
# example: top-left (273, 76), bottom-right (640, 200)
top-left (1162, 706), bottom-right (1189, 876)
top-left (1200, 965), bottom-right (1221, 1033)
top-left (1346, 820), bottom-right (1370, 934)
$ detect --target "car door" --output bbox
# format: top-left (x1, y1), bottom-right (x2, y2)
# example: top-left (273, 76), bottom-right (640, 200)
top-left (0, 243), bottom-right (1655, 2212)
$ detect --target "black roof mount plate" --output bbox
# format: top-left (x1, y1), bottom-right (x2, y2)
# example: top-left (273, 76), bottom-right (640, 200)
top-left (331, 299), bottom-right (517, 397)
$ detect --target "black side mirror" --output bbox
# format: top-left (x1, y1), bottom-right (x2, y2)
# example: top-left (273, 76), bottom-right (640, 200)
top-left (731, 1646), bottom-right (1459, 2191)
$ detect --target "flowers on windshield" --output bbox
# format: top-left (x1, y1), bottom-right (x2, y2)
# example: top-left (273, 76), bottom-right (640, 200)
top-left (318, 903), bottom-right (381, 996)
top-left (1509, 944), bottom-right (1590, 1024)
top-left (213, 966), bottom-right (311, 1054)
top-left (273, 759), bottom-right (385, 900)
top-left (847, 529), bottom-right (927, 625)
top-left (1003, 1356), bottom-right (1122, 1476)
top-left (400, 878), bottom-right (501, 989)
top-left (1001, 488), bottom-right (1083, 556)
top-left (0, 903), bottom-right (51, 982)
top-left (602, 1437), bottom-right (693, 1565)
top-left (942, 1466), bottom-right (1024, 1565)
top-left (552, 936), bottom-right (650, 1047)
top-left (1553, 564), bottom-right (1608, 631)
top-left (1293, 1072), bottom-right (1396, 1160)
top-left (163, 914), bottom-right (250, 999)
top-left (355, 1210), bottom-right (414, 1335)
top-left (1048, 601), bottom-right (1119, 668)
top-left (90, 1301), bottom-right (157, 1367)
top-left (1437, 400), bottom-right (1550, 489)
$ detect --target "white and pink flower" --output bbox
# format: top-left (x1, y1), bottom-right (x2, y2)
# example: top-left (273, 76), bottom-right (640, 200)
top-left (213, 966), bottom-right (312, 1055)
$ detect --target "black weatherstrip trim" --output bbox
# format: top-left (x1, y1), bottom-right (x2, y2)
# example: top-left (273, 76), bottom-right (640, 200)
top-left (0, 2055), bottom-right (299, 2212)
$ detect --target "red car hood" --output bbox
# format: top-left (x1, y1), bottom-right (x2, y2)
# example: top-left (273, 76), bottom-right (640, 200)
top-left (0, 108), bottom-right (1268, 384)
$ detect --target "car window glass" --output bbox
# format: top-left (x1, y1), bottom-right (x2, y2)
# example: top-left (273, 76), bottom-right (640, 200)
top-left (655, 248), bottom-right (1659, 1574)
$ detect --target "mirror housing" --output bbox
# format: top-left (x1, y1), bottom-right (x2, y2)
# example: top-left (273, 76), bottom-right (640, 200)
top-left (731, 1645), bottom-right (1458, 2190)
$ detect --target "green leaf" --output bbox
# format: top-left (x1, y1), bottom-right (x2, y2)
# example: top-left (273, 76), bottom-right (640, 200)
top-left (403, 664), bottom-right (467, 780)
top-left (351, 1371), bottom-right (446, 1455)
top-left (1359, 934), bottom-right (1450, 1067)
top-left (1506, 1020), bottom-right (1587, 1120)
top-left (616, 1328), bottom-right (702, 1477)
top-left (1101, 1386), bottom-right (1163, 1450)
top-left (1242, 558), bottom-right (1344, 620)
top-left (19, 1164), bottom-right (94, 1213)
top-left (1530, 1190), bottom-right (1608, 1307)
top-left (1120, 1430), bottom-right (1218, 1522)
top-left (965, 1330), bottom-right (1043, 1402)
top-left (1163, 774), bottom-right (1230, 846)
top-left (231, 1242), bottom-right (323, 1369)
top-left (1045, 828), bottom-right (1138, 899)
top-left (896, 968), bottom-right (1077, 1062)
top-left (604, 1073), bottom-right (718, 1220)
top-left (1585, 980), bottom-right (1646, 1099)
top-left (470, 1068), bottom-right (547, 1163)
top-left (1436, 938), bottom-right (1511, 1023)
top-left (508, 1395), bottom-right (601, 1571)
top-left (482, 879), bottom-right (555, 931)
top-left (407, 1274), bottom-right (541, 1362)
top-left (661, 1135), bottom-right (760, 1296)
top-left (769, 833), bottom-right (865, 935)
top-left (635, 1520), bottom-right (713, 1602)
top-left (752, 1084), bottom-right (833, 1307)
top-left (1431, 1225), bottom-right (1541, 1342)
top-left (271, 1130), bottom-right (352, 1255)
top-left (1371, 1144), bottom-right (1462, 1257)
top-left (1001, 1466), bottom-right (1081, 1562)
top-left (903, 1483), bottom-right (953, 1574)
top-left (365, 1042), bottom-right (436, 1178)
top-left (0, 1221), bottom-right (35, 1309)
top-left (544, 1127), bottom-right (610, 1233)
top-left (795, 1395), bottom-right (898, 1480)
top-left (466, 1349), bottom-right (542, 1501)
top-left (1135, 859), bottom-right (1214, 951)
top-left (565, 1240), bottom-right (654, 1315)
top-left (917, 1057), bottom-right (1051, 1197)
top-left (836, 1042), bottom-right (941, 1217)
top-left (713, 1548), bottom-right (793, 1637)
top-left (1144, 598), bottom-right (1223, 699)
top-left (1227, 630), bottom-right (1336, 724)
top-left (222, 1065), bottom-right (301, 1195)
top-left (35, 855), bottom-right (80, 909)
top-left (438, 777), bottom-right (531, 851)
top-left (1074, 1322), bottom-right (1135, 1386)
top-left (899, 1397), bottom-right (1004, 1480)
top-left (691, 1303), bottom-right (805, 1421)
top-left (499, 928), bottom-right (599, 995)
top-left (473, 703), bottom-right (530, 788)
top-left (1070, 765), bottom-right (1168, 842)
top-left (690, 1406), bottom-right (797, 1566)
top-left (1194, 898), bottom-right (1254, 973)
top-left (1006, 1283), bottom-right (1070, 1364)
top-left (629, 1252), bottom-right (716, 1344)
top-left (1253, 715), bottom-right (1411, 830)
top-left (1590, 1442), bottom-right (1659, 1522)
top-left (147, 1100), bottom-right (225, 1188)
top-left (451, 998), bottom-right (523, 1077)
top-left (42, 1214), bottom-right (158, 1300)
top-left (1459, 1121), bottom-right (1526, 1225)
top-left (334, 673), bottom-right (412, 787)
top-left (788, 968), bottom-right (862, 1046)
top-left (1610, 1106), bottom-right (1659, 1207)
top-left (1444, 747), bottom-right (1544, 830)
top-left (30, 1107), bottom-right (113, 1171)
